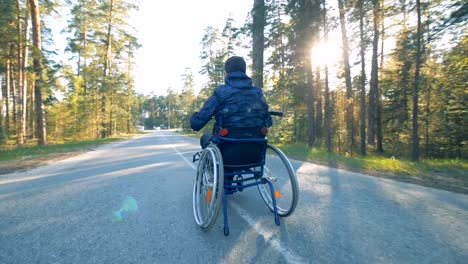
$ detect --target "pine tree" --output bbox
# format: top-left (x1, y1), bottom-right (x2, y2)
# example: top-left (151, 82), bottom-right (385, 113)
top-left (337, 0), bottom-right (355, 153)
top-left (369, 0), bottom-right (383, 152)
top-left (180, 68), bottom-right (196, 132)
top-left (411, 0), bottom-right (422, 161)
top-left (200, 26), bottom-right (225, 90)
top-left (321, 0), bottom-right (332, 152)
top-left (29, 0), bottom-right (47, 145)
top-left (0, 0), bottom-right (17, 140)
top-left (357, 0), bottom-right (367, 155)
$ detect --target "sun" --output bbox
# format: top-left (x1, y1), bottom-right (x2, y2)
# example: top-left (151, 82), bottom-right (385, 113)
top-left (310, 39), bottom-right (341, 67)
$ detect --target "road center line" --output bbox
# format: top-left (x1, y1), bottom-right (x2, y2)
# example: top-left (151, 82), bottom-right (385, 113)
top-left (171, 141), bottom-right (306, 264)
top-left (172, 146), bottom-right (197, 170)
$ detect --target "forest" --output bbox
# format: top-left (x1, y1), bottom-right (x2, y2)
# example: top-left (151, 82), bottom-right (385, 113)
top-left (0, 0), bottom-right (466, 162)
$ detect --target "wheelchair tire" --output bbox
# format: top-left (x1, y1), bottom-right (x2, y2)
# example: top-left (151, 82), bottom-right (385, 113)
top-left (258, 144), bottom-right (298, 217)
top-left (193, 144), bottom-right (224, 230)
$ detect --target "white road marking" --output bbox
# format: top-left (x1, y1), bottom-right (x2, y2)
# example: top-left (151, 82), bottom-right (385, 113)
top-left (172, 146), bottom-right (197, 170)
top-left (230, 202), bottom-right (307, 264)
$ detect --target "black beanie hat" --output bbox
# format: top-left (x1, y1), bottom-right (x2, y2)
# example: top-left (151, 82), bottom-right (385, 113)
top-left (224, 56), bottom-right (246, 74)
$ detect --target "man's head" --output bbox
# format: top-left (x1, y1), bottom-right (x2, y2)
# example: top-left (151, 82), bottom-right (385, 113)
top-left (224, 56), bottom-right (246, 74)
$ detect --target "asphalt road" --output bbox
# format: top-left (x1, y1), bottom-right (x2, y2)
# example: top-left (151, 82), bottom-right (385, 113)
top-left (1, 130), bottom-right (467, 264)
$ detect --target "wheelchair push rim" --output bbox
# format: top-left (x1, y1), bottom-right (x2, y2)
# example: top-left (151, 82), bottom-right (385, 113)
top-left (193, 145), bottom-right (224, 230)
top-left (258, 144), bottom-right (299, 217)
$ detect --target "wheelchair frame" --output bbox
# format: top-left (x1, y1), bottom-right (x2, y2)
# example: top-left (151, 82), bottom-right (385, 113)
top-left (193, 134), bottom-right (298, 236)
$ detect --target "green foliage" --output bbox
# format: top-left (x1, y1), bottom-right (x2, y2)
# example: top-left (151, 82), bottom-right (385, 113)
top-left (140, 95), bottom-right (167, 129)
top-left (179, 69), bottom-right (196, 132)
top-left (56, 0), bottom-right (141, 139)
top-left (0, 0), bottom-right (16, 48)
top-left (431, 36), bottom-right (468, 158)
top-left (267, 110), bottom-right (295, 144)
top-left (199, 26), bottom-right (226, 88)
top-left (380, 29), bottom-right (415, 152)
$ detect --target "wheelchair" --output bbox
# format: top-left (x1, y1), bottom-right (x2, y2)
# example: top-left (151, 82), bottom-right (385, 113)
top-left (192, 111), bottom-right (299, 236)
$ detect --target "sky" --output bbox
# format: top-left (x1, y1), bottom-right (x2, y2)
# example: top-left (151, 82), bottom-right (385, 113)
top-left (48, 0), bottom-right (348, 96)
top-left (130, 0), bottom-right (253, 96)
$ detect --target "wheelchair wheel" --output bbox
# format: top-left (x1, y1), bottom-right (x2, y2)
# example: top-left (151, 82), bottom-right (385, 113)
top-left (258, 144), bottom-right (298, 217)
top-left (193, 144), bottom-right (224, 230)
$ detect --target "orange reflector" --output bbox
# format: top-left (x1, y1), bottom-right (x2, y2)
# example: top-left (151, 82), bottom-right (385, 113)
top-left (274, 190), bottom-right (281, 198)
top-left (219, 128), bottom-right (229, 136)
top-left (206, 187), bottom-right (213, 203)
top-left (261, 127), bottom-right (268, 135)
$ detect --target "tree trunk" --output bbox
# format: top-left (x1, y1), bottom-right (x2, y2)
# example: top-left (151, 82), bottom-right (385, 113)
top-left (23, 2), bottom-right (31, 141)
top-left (83, 24), bottom-right (88, 95)
top-left (127, 106), bottom-right (132, 133)
top-left (5, 54), bottom-right (12, 135)
top-left (412, 0), bottom-right (422, 161)
top-left (0, 75), bottom-right (4, 141)
top-left (95, 94), bottom-right (99, 138)
top-left (369, 0), bottom-right (381, 151)
top-left (275, 1), bottom-right (287, 114)
top-left (380, 1), bottom-right (385, 71)
top-left (358, 0), bottom-right (367, 156)
top-left (399, 1), bottom-right (410, 134)
top-left (109, 88), bottom-right (114, 136)
top-left (16, 0), bottom-right (25, 145)
top-left (425, 83), bottom-right (431, 157)
top-left (252, 0), bottom-right (265, 88)
top-left (337, 0), bottom-right (354, 153)
top-left (29, 81), bottom-right (35, 139)
top-left (315, 66), bottom-right (323, 140)
top-left (11, 69), bottom-right (17, 126)
top-left (101, 0), bottom-right (115, 138)
top-left (303, 0), bottom-right (318, 147)
top-left (322, 0), bottom-right (332, 152)
top-left (306, 65), bottom-right (315, 147)
top-left (376, 0), bottom-right (383, 153)
top-left (376, 91), bottom-right (383, 152)
top-left (29, 0), bottom-right (47, 145)
top-left (423, 15), bottom-right (433, 158)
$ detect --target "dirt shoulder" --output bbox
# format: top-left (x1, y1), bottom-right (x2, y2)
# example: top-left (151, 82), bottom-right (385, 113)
top-left (1, 148), bottom-right (466, 195)
top-left (0, 151), bottom-right (88, 175)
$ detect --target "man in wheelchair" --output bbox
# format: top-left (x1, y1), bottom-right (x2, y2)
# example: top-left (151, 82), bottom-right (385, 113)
top-left (190, 57), bottom-right (298, 235)
top-left (190, 55), bottom-right (272, 163)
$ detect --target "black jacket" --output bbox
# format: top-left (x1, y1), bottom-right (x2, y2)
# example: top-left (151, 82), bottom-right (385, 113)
top-left (190, 71), bottom-right (272, 133)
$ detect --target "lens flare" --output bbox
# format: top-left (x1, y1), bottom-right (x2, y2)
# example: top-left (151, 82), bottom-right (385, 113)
top-left (113, 195), bottom-right (138, 221)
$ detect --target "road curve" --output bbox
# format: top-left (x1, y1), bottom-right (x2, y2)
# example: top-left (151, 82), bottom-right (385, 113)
top-left (1, 130), bottom-right (467, 264)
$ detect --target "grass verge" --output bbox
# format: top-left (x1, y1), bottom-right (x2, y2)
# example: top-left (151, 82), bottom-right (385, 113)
top-left (278, 143), bottom-right (468, 194)
top-left (0, 136), bottom-right (133, 162)
top-left (0, 134), bottom-right (139, 175)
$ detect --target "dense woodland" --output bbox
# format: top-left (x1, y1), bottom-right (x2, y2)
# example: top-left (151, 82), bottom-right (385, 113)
top-left (0, 0), bottom-right (466, 161)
